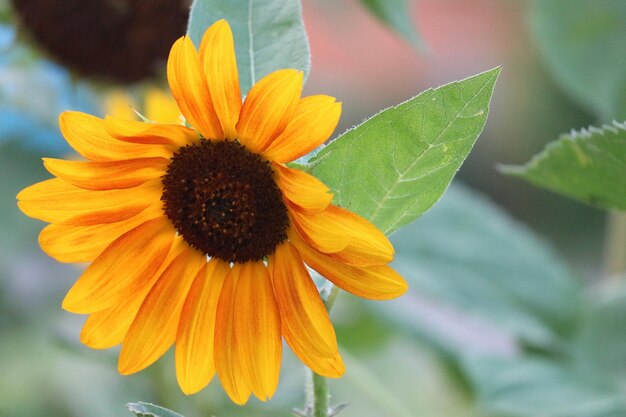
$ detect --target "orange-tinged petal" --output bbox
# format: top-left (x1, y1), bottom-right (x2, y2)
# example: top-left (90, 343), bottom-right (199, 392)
top-left (59, 111), bottom-right (173, 161)
top-left (236, 69), bottom-right (303, 153)
top-left (17, 178), bottom-right (162, 226)
top-left (214, 265), bottom-right (252, 405)
top-left (283, 324), bottom-right (345, 378)
top-left (103, 116), bottom-right (198, 147)
top-left (199, 19), bottom-right (241, 139)
top-left (167, 36), bottom-right (223, 139)
top-left (269, 242), bottom-right (338, 358)
top-left (176, 258), bottom-right (230, 395)
top-left (80, 238), bottom-right (188, 349)
top-left (119, 247), bottom-right (206, 375)
top-left (289, 207), bottom-right (349, 254)
top-left (145, 88), bottom-right (182, 124)
top-left (273, 163), bottom-right (332, 214)
top-left (323, 205), bottom-right (394, 266)
top-left (81, 300), bottom-right (142, 350)
top-left (264, 95), bottom-right (341, 163)
top-left (234, 262), bottom-right (282, 401)
top-left (290, 230), bottom-right (408, 300)
top-left (39, 203), bottom-right (163, 263)
top-left (43, 157), bottom-right (168, 190)
top-left (62, 218), bottom-right (175, 314)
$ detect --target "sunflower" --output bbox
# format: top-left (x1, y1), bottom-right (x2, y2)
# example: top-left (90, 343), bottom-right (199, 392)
top-left (17, 20), bottom-right (408, 404)
top-left (12, 0), bottom-right (190, 83)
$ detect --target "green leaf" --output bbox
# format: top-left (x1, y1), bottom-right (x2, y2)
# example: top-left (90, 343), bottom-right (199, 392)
top-left (531, 0), bottom-right (626, 120)
top-left (126, 402), bottom-right (184, 417)
top-left (571, 281), bottom-right (626, 382)
top-left (379, 184), bottom-right (580, 352)
top-left (463, 356), bottom-right (626, 417)
top-left (187, 0), bottom-right (310, 95)
top-left (308, 67), bottom-right (500, 235)
top-left (359, 0), bottom-right (423, 50)
top-left (501, 122), bottom-right (626, 211)
top-left (0, 143), bottom-right (48, 256)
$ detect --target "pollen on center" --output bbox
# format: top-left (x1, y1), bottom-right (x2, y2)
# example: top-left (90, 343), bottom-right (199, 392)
top-left (161, 139), bottom-right (289, 263)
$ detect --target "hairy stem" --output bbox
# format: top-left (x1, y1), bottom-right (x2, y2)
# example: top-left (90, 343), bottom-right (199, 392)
top-left (309, 369), bottom-right (330, 417)
top-left (323, 284), bottom-right (341, 311)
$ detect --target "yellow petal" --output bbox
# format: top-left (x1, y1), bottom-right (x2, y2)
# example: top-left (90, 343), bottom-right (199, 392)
top-left (214, 265), bottom-right (252, 405)
top-left (81, 302), bottom-right (140, 350)
top-left (290, 230), bottom-right (408, 300)
top-left (269, 242), bottom-right (338, 358)
top-left (199, 19), bottom-right (241, 139)
top-left (39, 204), bottom-right (163, 263)
top-left (264, 95), bottom-right (341, 163)
top-left (145, 88), bottom-right (182, 124)
top-left (289, 207), bottom-right (349, 254)
top-left (62, 218), bottom-right (175, 314)
top-left (175, 258), bottom-right (230, 395)
top-left (273, 163), bottom-right (332, 214)
top-left (17, 178), bottom-right (162, 225)
top-left (233, 262), bottom-right (282, 402)
top-left (119, 247), bottom-right (206, 375)
top-left (103, 116), bottom-right (198, 147)
top-left (59, 111), bottom-right (174, 161)
top-left (323, 205), bottom-right (394, 266)
top-left (236, 69), bottom-right (303, 153)
top-left (167, 36), bottom-right (223, 139)
top-left (283, 324), bottom-right (345, 378)
top-left (80, 238), bottom-right (188, 349)
top-left (43, 157), bottom-right (168, 191)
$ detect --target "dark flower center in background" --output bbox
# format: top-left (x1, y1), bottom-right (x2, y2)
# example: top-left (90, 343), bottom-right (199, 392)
top-left (11, 0), bottom-right (189, 84)
top-left (162, 140), bottom-right (289, 263)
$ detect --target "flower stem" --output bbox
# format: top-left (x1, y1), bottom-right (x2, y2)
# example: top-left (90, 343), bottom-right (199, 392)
top-left (603, 211), bottom-right (626, 279)
top-left (323, 284), bottom-right (341, 311)
top-left (309, 369), bottom-right (329, 417)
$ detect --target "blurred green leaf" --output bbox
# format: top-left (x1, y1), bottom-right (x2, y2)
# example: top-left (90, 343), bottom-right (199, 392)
top-left (501, 122), bottom-right (626, 211)
top-left (463, 356), bottom-right (626, 417)
top-left (333, 336), bottom-right (484, 417)
top-left (308, 68), bottom-right (500, 235)
top-left (340, 349), bottom-right (418, 417)
top-left (571, 281), bottom-right (626, 383)
top-left (333, 297), bottom-right (395, 353)
top-left (0, 143), bottom-right (48, 255)
top-left (384, 184), bottom-right (580, 351)
top-left (531, 0), bottom-right (626, 120)
top-left (359, 0), bottom-right (422, 50)
top-left (187, 0), bottom-right (310, 95)
top-left (0, 0), bottom-right (10, 23)
top-left (127, 402), bottom-right (184, 417)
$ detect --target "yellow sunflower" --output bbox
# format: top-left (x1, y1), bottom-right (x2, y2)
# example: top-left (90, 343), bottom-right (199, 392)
top-left (17, 19), bottom-right (408, 404)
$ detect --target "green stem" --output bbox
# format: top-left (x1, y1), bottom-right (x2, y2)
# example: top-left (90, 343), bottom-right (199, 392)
top-left (309, 369), bottom-right (330, 417)
top-left (323, 284), bottom-right (341, 311)
top-left (603, 211), bottom-right (626, 279)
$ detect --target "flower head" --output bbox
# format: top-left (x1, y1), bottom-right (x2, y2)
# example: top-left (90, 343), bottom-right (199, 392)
top-left (17, 19), bottom-right (407, 404)
top-left (12, 0), bottom-right (189, 83)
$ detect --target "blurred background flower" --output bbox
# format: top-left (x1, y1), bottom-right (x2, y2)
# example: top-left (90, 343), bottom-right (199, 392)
top-left (1, 1), bottom-right (624, 416)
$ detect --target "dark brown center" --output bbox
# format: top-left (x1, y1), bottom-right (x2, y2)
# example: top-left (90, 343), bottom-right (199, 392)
top-left (11, 0), bottom-right (190, 83)
top-left (161, 140), bottom-right (289, 263)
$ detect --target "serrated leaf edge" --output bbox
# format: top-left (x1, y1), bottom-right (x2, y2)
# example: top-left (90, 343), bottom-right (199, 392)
top-left (126, 402), bottom-right (185, 417)
top-left (499, 120), bottom-right (626, 176)
top-left (308, 66), bottom-right (502, 168)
